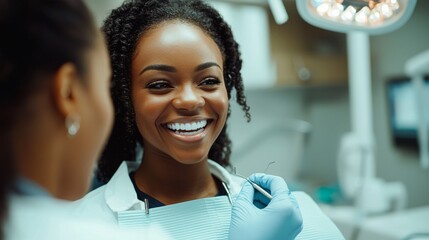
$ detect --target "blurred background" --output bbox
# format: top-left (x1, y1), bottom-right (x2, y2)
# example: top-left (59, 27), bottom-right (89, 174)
top-left (85, 0), bottom-right (429, 239)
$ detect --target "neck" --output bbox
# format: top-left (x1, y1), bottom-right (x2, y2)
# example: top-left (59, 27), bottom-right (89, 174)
top-left (13, 128), bottom-right (62, 198)
top-left (11, 96), bottom-right (69, 200)
top-left (134, 151), bottom-right (217, 205)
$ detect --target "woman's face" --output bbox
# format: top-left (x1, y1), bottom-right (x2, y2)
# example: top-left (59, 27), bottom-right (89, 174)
top-left (65, 34), bottom-right (113, 198)
top-left (131, 21), bottom-right (228, 165)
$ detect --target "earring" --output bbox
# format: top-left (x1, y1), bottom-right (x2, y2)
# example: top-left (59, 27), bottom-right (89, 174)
top-left (65, 114), bottom-right (80, 137)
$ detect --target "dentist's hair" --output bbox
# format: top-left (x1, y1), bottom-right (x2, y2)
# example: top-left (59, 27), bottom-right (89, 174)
top-left (97, 0), bottom-right (251, 183)
top-left (0, 0), bottom-right (97, 237)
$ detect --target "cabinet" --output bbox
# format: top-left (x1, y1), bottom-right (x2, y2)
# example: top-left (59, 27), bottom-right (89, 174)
top-left (269, 1), bottom-right (348, 87)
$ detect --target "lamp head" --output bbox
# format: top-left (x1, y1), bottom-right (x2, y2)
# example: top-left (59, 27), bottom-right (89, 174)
top-left (296, 0), bottom-right (417, 35)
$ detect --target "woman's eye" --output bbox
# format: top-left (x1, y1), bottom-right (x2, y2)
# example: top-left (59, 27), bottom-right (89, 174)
top-left (146, 81), bottom-right (172, 90)
top-left (200, 77), bottom-right (221, 87)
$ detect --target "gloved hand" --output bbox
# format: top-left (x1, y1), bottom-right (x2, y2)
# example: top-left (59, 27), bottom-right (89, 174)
top-left (229, 173), bottom-right (303, 240)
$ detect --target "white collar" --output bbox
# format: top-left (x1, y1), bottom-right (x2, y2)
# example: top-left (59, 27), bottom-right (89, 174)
top-left (103, 160), bottom-right (240, 213)
top-left (104, 161), bottom-right (141, 212)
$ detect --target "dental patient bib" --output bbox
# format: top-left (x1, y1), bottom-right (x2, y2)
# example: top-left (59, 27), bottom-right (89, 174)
top-left (117, 195), bottom-right (231, 240)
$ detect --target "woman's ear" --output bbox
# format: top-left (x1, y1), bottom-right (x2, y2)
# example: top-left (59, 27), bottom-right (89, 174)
top-left (51, 63), bottom-right (80, 118)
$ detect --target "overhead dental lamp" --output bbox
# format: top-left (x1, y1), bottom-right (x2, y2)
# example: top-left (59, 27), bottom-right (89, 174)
top-left (296, 0), bottom-right (417, 35)
top-left (295, 0), bottom-right (416, 220)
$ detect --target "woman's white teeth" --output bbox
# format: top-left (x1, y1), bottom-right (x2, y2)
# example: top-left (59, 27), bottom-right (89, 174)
top-left (167, 120), bottom-right (207, 131)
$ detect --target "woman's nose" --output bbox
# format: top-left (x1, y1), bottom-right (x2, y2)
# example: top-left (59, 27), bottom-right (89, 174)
top-left (172, 85), bottom-right (205, 112)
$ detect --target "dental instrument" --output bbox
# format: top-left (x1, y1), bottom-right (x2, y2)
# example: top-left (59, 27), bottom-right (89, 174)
top-left (222, 182), bottom-right (233, 204)
top-left (144, 198), bottom-right (149, 214)
top-left (235, 174), bottom-right (273, 201)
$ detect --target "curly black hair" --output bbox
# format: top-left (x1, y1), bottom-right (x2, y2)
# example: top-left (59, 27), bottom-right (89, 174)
top-left (97, 0), bottom-right (251, 183)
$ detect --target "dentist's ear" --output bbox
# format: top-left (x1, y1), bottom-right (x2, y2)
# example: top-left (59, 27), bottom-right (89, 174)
top-left (51, 63), bottom-right (81, 135)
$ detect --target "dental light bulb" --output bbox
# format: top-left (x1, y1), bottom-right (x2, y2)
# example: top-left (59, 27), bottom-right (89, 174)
top-left (297, 0), bottom-right (417, 35)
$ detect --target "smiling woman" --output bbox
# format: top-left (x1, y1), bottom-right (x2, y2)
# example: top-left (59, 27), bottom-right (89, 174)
top-left (72, 0), bottom-right (253, 235)
top-left (74, 0), bottom-right (251, 213)
top-left (95, 1), bottom-right (251, 181)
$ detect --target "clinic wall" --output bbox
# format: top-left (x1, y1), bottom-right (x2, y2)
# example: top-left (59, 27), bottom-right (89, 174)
top-left (371, 0), bottom-right (429, 208)
top-left (299, 87), bottom-right (350, 185)
top-left (228, 86), bottom-right (350, 194)
top-left (84, 0), bottom-right (123, 26)
top-left (228, 88), bottom-right (305, 183)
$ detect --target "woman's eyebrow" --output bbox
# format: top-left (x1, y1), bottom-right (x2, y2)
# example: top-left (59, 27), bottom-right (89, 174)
top-left (139, 62), bottom-right (221, 75)
top-left (140, 64), bottom-right (176, 75)
top-left (195, 62), bottom-right (222, 72)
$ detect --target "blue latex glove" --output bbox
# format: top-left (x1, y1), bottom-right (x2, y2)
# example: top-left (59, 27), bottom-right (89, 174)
top-left (229, 173), bottom-right (303, 240)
